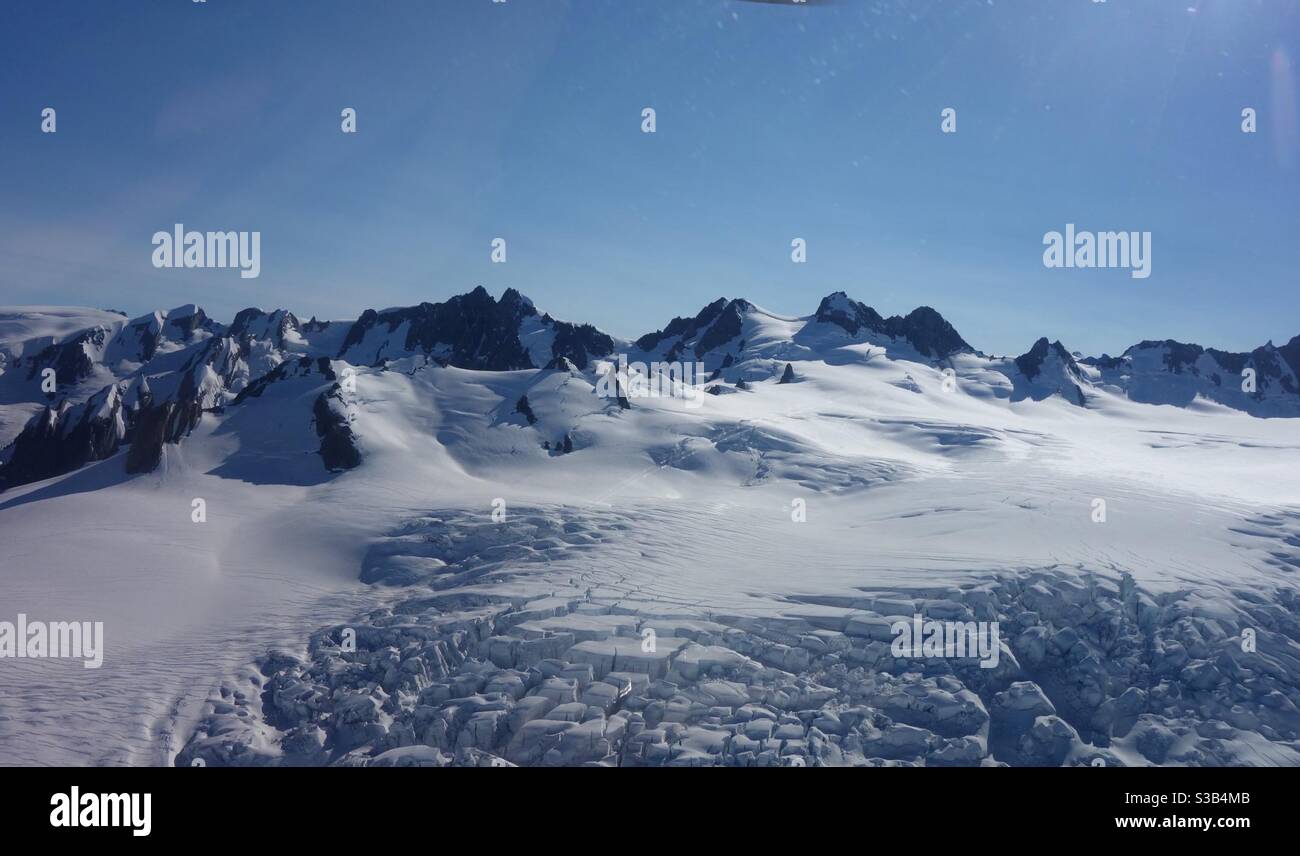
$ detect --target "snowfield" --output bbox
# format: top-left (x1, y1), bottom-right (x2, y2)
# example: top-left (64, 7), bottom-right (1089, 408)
top-left (1, 295), bottom-right (1298, 767)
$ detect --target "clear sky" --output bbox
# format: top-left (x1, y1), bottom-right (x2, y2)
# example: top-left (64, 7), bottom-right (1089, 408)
top-left (1, 0), bottom-right (1297, 357)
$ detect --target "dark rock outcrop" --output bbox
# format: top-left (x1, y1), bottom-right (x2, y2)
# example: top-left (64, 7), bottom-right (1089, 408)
top-left (548, 320), bottom-right (614, 369)
top-left (164, 305), bottom-right (218, 341)
top-left (1011, 337), bottom-right (1087, 406)
top-left (125, 396), bottom-right (203, 474)
top-left (233, 356), bottom-right (335, 404)
top-left (636, 298), bottom-right (750, 361)
top-left (313, 385), bottom-right (361, 472)
top-left (1015, 338), bottom-right (1080, 382)
top-left (1080, 333), bottom-right (1300, 414)
top-left (694, 300), bottom-right (748, 358)
top-left (338, 287), bottom-right (613, 370)
top-left (814, 292), bottom-right (972, 359)
top-left (515, 395), bottom-right (537, 425)
top-left (0, 384), bottom-right (127, 490)
top-left (229, 308), bottom-right (302, 348)
top-left (635, 298), bottom-right (728, 352)
top-left (21, 326), bottom-right (111, 387)
top-left (110, 313), bottom-right (166, 363)
top-left (1117, 337), bottom-right (1300, 396)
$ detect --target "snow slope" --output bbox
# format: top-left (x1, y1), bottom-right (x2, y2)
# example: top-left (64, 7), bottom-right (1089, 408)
top-left (0, 307), bottom-right (128, 451)
top-left (0, 306), bottom-right (128, 360)
top-left (1, 292), bottom-right (1298, 767)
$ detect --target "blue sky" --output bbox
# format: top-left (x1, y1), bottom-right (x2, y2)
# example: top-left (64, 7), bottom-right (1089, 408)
top-left (1, 0), bottom-right (1296, 357)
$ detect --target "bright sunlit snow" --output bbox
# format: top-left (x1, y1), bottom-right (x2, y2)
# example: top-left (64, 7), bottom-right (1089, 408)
top-left (1, 294), bottom-right (1298, 767)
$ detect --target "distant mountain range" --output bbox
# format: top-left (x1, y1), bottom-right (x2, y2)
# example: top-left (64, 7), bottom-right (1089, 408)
top-left (1, 288), bottom-right (1297, 492)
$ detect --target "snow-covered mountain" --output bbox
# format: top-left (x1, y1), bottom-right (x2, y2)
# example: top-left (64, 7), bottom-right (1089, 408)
top-left (1082, 336), bottom-right (1300, 416)
top-left (1, 291), bottom-right (1299, 768)
top-left (335, 286), bottom-right (614, 370)
top-left (2, 288), bottom-right (1296, 493)
top-left (1009, 338), bottom-right (1089, 406)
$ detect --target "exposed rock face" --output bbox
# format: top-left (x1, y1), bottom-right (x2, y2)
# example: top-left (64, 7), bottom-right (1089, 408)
top-left (814, 292), bottom-right (972, 359)
top-left (1010, 337), bottom-right (1088, 406)
top-left (105, 305), bottom-right (223, 367)
top-left (0, 384), bottom-right (127, 489)
top-left (693, 300), bottom-right (748, 358)
top-left (1015, 338), bottom-right (1078, 381)
top-left (233, 356), bottom-right (335, 404)
top-left (549, 321), bottom-right (614, 369)
top-left (0, 312), bottom-right (313, 490)
top-left (633, 298), bottom-right (753, 363)
top-left (125, 396), bottom-right (203, 474)
top-left (163, 305), bottom-right (217, 340)
top-left (894, 306), bottom-right (972, 359)
top-left (1141, 337), bottom-right (1300, 395)
top-left (313, 385), bottom-right (361, 472)
top-left (404, 286), bottom-right (531, 369)
top-left (109, 312), bottom-right (167, 364)
top-left (635, 298), bottom-right (729, 352)
top-left (1280, 335), bottom-right (1300, 386)
top-left (228, 308), bottom-right (302, 348)
top-left (813, 292), bottom-right (886, 336)
top-left (0, 309), bottom-right (362, 491)
top-left (337, 287), bottom-right (613, 370)
top-left (2, 289), bottom-right (1297, 495)
top-left (515, 395), bottom-right (537, 425)
top-left (21, 325), bottom-right (111, 387)
top-left (1081, 334), bottom-right (1300, 415)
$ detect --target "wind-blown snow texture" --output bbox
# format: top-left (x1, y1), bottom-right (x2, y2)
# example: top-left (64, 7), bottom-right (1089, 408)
top-left (1, 290), bottom-right (1298, 767)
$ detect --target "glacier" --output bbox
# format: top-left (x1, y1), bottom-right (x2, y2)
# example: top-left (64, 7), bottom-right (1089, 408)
top-left (1, 290), bottom-right (1298, 767)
